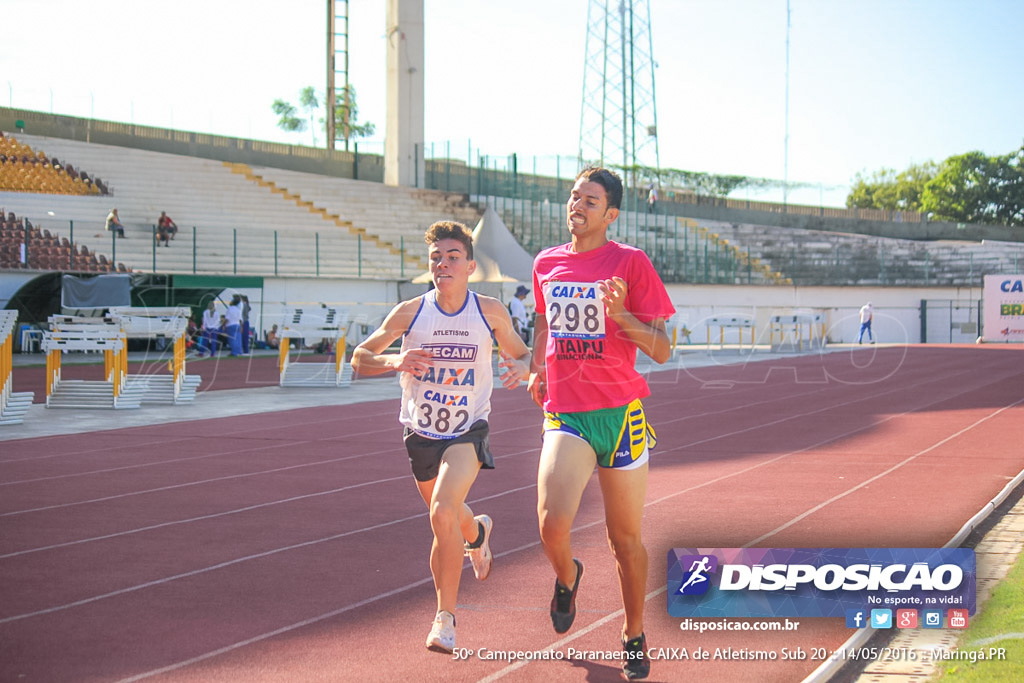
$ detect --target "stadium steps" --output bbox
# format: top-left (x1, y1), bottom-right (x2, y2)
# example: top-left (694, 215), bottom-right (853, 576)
top-left (224, 162), bottom-right (427, 273)
top-left (485, 196), bottom-right (784, 285)
top-left (683, 219), bottom-right (1024, 286)
top-left (689, 222), bottom-right (790, 285)
top-left (246, 167), bottom-right (484, 259)
top-left (1, 134), bottom-right (408, 279)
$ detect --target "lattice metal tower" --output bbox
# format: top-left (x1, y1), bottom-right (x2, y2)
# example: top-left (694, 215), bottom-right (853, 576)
top-left (327, 0), bottom-right (350, 150)
top-left (578, 0), bottom-right (660, 190)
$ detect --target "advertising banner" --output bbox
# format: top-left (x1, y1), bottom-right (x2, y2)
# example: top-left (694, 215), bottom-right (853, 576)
top-left (982, 274), bottom-right (1024, 342)
top-left (668, 547), bottom-right (975, 619)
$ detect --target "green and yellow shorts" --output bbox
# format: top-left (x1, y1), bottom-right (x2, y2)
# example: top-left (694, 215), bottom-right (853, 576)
top-left (543, 398), bottom-right (656, 470)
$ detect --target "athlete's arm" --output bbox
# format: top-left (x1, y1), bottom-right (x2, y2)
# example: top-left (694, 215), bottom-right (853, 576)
top-left (480, 298), bottom-right (531, 389)
top-left (351, 299), bottom-right (432, 377)
top-left (527, 314), bottom-right (548, 407)
top-left (599, 276), bottom-right (672, 363)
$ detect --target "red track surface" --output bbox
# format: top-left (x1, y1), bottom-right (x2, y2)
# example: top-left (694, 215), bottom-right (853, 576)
top-left (1, 346), bottom-right (1023, 682)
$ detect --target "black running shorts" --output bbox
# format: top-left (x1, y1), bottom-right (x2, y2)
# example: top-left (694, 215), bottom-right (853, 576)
top-left (403, 420), bottom-right (494, 482)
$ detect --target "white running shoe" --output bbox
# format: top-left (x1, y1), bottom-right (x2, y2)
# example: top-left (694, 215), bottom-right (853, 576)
top-left (465, 514), bottom-right (493, 580)
top-left (426, 610), bottom-right (456, 653)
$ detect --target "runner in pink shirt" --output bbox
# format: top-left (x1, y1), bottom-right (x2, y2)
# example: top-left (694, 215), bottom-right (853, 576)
top-left (529, 167), bottom-right (675, 680)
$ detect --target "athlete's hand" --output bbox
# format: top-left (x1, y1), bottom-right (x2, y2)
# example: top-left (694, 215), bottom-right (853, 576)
top-left (598, 276), bottom-right (629, 318)
top-left (392, 348), bottom-right (433, 378)
top-left (498, 349), bottom-right (530, 389)
top-left (528, 368), bottom-right (547, 407)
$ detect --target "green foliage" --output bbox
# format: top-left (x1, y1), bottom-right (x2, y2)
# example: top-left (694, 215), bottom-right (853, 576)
top-left (331, 85), bottom-right (375, 149)
top-left (298, 86), bottom-right (320, 146)
top-left (847, 162), bottom-right (938, 212)
top-left (271, 99), bottom-right (304, 133)
top-left (935, 551), bottom-right (1024, 681)
top-left (847, 146), bottom-right (1024, 227)
top-left (272, 85), bottom-right (375, 149)
top-left (922, 146), bottom-right (1024, 226)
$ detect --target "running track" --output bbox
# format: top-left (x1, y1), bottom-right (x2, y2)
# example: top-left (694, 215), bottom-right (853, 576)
top-left (1, 346), bottom-right (1022, 682)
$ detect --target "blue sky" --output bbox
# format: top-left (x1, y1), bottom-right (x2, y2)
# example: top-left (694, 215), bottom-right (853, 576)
top-left (4, 0), bottom-right (1022, 207)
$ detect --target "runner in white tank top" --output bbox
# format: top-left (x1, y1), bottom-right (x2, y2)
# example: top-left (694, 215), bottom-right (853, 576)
top-left (399, 289), bottom-right (494, 439)
top-left (351, 221), bottom-right (531, 655)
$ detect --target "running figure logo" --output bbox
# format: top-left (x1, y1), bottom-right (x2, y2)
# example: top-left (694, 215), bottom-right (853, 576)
top-left (676, 554), bottom-right (718, 595)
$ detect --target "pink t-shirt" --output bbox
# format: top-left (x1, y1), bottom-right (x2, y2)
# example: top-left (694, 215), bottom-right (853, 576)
top-left (533, 241), bottom-right (675, 413)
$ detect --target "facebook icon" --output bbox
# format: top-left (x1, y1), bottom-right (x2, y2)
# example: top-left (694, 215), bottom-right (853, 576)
top-left (845, 609), bottom-right (867, 628)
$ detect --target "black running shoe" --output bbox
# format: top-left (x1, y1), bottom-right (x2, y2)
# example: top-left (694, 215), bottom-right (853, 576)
top-left (622, 632), bottom-right (650, 680)
top-left (550, 558), bottom-right (583, 633)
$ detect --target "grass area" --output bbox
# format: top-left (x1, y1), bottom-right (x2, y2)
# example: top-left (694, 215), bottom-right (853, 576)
top-left (933, 550), bottom-right (1024, 682)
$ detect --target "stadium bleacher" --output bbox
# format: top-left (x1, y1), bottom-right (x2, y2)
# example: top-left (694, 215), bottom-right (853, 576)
top-left (0, 133), bottom-right (484, 280)
top-left (1, 130), bottom-right (1021, 287)
top-left (0, 132), bottom-right (106, 196)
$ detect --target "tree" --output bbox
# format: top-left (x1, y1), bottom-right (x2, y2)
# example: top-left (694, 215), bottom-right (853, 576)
top-left (922, 146), bottom-right (1024, 226)
top-left (271, 99), bottom-right (304, 135)
top-left (298, 86), bottom-right (320, 147)
top-left (846, 162), bottom-right (937, 212)
top-left (332, 85), bottom-right (375, 151)
top-left (846, 147), bottom-right (1024, 227)
top-left (272, 85), bottom-right (374, 150)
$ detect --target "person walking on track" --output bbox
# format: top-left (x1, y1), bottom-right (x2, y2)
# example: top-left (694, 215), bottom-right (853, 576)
top-left (528, 167), bottom-right (675, 680)
top-left (352, 221), bottom-right (531, 654)
top-left (858, 301), bottom-right (875, 344)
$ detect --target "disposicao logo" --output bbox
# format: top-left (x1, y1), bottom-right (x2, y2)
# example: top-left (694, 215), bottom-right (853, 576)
top-left (667, 548), bottom-right (975, 619)
top-left (675, 555), bottom-right (718, 595)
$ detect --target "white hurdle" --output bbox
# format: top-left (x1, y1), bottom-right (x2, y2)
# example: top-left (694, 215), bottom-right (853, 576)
top-left (277, 307), bottom-right (352, 387)
top-left (705, 313), bottom-right (757, 354)
top-left (769, 309), bottom-right (828, 352)
top-left (108, 306), bottom-right (201, 403)
top-left (0, 310), bottom-right (35, 425)
top-left (41, 316), bottom-right (144, 409)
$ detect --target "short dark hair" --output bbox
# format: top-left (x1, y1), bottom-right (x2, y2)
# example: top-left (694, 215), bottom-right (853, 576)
top-left (575, 166), bottom-right (623, 210)
top-left (424, 221), bottom-right (474, 260)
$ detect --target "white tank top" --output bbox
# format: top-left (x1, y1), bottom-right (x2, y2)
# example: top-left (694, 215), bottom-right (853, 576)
top-left (399, 290), bottom-right (494, 439)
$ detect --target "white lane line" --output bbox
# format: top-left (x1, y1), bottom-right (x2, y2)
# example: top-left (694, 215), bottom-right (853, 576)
top-left (0, 482), bottom-right (537, 626)
top-left (0, 473), bottom-right (410, 559)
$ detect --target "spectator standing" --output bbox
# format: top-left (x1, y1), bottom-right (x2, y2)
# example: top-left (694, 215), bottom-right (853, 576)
top-left (225, 295), bottom-right (244, 357)
top-left (509, 284), bottom-right (531, 344)
top-left (858, 301), bottom-right (875, 344)
top-left (646, 185), bottom-right (658, 213)
top-left (241, 295), bottom-right (252, 354)
top-left (200, 302), bottom-right (220, 356)
top-left (105, 208), bottom-right (125, 238)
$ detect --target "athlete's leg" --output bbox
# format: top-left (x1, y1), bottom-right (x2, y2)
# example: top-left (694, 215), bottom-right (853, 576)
top-left (597, 462), bottom-right (649, 640)
top-left (537, 431), bottom-right (595, 587)
top-left (415, 443), bottom-right (482, 614)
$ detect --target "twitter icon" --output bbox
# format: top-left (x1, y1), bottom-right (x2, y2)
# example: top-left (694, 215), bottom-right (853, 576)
top-left (870, 609), bottom-right (893, 628)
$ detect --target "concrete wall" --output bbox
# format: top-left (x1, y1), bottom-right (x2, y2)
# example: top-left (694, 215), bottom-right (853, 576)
top-left (248, 278), bottom-right (981, 347)
top-left (664, 283), bottom-right (982, 345)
